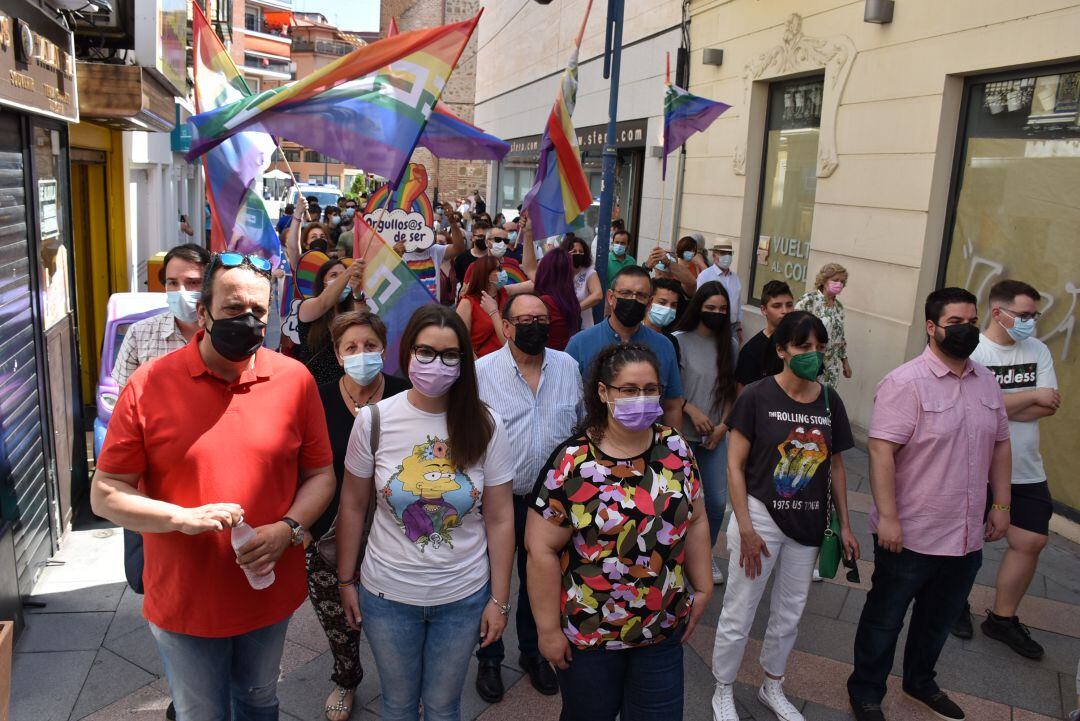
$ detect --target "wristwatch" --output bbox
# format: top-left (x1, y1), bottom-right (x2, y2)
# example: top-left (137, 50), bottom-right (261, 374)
top-left (281, 517), bottom-right (305, 547)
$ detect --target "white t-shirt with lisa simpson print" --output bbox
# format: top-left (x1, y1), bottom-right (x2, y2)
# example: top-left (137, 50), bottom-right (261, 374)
top-left (344, 392), bottom-right (514, 605)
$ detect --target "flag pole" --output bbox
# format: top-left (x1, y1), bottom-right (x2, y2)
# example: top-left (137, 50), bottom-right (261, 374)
top-left (656, 51), bottom-right (669, 249)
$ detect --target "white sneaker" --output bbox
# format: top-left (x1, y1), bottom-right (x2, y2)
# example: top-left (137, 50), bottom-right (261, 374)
top-left (758, 677), bottom-right (804, 721)
top-left (811, 568), bottom-right (823, 582)
top-left (712, 558), bottom-right (726, 585)
top-left (711, 682), bottom-right (738, 721)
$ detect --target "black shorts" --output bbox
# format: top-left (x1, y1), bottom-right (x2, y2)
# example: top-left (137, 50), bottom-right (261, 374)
top-left (985, 481), bottom-right (1053, 536)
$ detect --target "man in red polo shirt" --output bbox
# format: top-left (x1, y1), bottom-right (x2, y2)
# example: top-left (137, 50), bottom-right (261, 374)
top-left (92, 253), bottom-right (335, 721)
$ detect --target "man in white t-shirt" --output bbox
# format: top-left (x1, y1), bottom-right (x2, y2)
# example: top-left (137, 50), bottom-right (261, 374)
top-left (393, 202), bottom-right (466, 302)
top-left (953, 279), bottom-right (1060, 660)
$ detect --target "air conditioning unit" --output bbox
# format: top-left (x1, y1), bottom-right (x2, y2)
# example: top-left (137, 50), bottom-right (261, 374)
top-left (72, 0), bottom-right (135, 49)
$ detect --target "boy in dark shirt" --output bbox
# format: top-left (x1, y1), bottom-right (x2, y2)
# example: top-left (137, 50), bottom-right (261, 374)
top-left (735, 280), bottom-right (795, 390)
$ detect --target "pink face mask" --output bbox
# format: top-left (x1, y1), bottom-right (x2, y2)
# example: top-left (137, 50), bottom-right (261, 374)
top-left (408, 357), bottom-right (460, 398)
top-left (826, 280), bottom-right (845, 296)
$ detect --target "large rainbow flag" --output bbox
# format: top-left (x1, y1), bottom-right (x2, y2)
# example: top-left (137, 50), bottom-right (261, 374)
top-left (186, 16), bottom-right (480, 188)
top-left (520, 1), bottom-right (594, 240)
top-left (192, 2), bottom-right (279, 265)
top-left (662, 53), bottom-right (730, 180)
top-left (352, 215), bottom-right (436, 376)
top-left (386, 18), bottom-right (509, 162)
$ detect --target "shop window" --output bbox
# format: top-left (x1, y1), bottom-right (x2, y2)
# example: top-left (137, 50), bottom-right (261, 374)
top-left (748, 76), bottom-right (823, 303)
top-left (941, 64), bottom-right (1080, 510)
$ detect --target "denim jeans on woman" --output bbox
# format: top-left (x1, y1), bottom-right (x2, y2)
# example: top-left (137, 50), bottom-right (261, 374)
top-left (557, 632), bottom-right (684, 721)
top-left (149, 616), bottom-right (291, 721)
top-left (361, 582), bottom-right (489, 721)
top-left (690, 437), bottom-right (729, 545)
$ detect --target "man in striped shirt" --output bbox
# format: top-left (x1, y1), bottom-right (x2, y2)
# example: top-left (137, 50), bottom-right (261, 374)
top-left (473, 293), bottom-right (583, 704)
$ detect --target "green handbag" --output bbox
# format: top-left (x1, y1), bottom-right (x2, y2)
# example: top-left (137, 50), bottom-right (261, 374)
top-left (818, 384), bottom-right (843, 579)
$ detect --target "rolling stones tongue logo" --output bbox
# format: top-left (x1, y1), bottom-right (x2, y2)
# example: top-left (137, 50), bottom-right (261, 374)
top-left (772, 426), bottom-right (828, 498)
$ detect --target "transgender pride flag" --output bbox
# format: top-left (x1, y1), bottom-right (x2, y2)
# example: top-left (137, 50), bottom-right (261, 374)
top-left (520, 0), bottom-right (594, 240)
top-left (662, 53), bottom-right (731, 179)
top-left (192, 1), bottom-right (279, 265)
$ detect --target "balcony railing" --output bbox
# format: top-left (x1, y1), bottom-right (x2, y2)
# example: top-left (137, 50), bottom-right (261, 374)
top-left (291, 39), bottom-right (354, 57)
top-left (244, 56), bottom-right (291, 75)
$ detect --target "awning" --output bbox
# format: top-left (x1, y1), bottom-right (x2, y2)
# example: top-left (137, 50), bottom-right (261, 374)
top-left (76, 62), bottom-right (176, 132)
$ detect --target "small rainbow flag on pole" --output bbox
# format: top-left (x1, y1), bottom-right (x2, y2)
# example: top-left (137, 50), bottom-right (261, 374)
top-left (662, 52), bottom-right (731, 180)
top-left (186, 16), bottom-right (481, 188)
top-left (352, 215), bottom-right (436, 376)
top-left (192, 2), bottom-right (279, 265)
top-left (520, 0), bottom-right (594, 240)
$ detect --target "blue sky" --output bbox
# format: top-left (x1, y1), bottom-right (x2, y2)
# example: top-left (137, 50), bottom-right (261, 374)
top-left (292, 0), bottom-right (380, 32)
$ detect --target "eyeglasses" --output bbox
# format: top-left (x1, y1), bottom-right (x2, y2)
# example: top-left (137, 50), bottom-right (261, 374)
top-left (1001, 308), bottom-right (1042, 323)
top-left (602, 382), bottom-right (665, 397)
top-left (413, 344), bottom-right (463, 367)
top-left (612, 289), bottom-right (651, 304)
top-left (215, 252), bottom-right (273, 277)
top-left (508, 314), bottom-right (550, 325)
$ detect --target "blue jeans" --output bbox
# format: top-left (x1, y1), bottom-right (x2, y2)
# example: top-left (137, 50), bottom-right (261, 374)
top-left (690, 438), bottom-right (728, 546)
top-left (557, 634), bottom-right (684, 721)
top-left (149, 616), bottom-right (291, 721)
top-left (847, 540), bottom-right (982, 704)
top-left (476, 493), bottom-right (538, 663)
top-left (361, 583), bottom-right (489, 721)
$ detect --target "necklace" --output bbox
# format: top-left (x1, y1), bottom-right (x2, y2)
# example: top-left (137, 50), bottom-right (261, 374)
top-left (341, 374), bottom-right (384, 412)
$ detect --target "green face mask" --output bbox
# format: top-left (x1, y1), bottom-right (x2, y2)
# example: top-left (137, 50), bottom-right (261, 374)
top-left (788, 351), bottom-right (824, 381)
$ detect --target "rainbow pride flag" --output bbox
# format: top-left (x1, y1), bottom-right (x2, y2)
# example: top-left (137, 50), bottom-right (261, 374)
top-left (192, 2), bottom-right (279, 265)
top-left (387, 18), bottom-right (509, 162)
top-left (662, 53), bottom-right (730, 180)
top-left (186, 16), bottom-right (480, 188)
top-left (352, 216), bottom-right (437, 376)
top-left (520, 1), bottom-right (594, 240)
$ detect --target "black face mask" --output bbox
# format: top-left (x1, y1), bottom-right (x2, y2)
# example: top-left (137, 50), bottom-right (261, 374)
top-left (473, 237), bottom-right (487, 250)
top-left (936, 322), bottom-right (980, 359)
top-left (571, 254), bottom-right (588, 269)
top-left (613, 297), bottom-right (648, 327)
top-left (513, 321), bottom-right (549, 356)
top-left (207, 311), bottom-right (266, 362)
top-left (701, 311), bottom-right (728, 333)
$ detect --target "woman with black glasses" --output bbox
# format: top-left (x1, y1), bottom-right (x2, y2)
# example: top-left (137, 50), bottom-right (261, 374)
top-left (526, 343), bottom-right (713, 721)
top-left (335, 305), bottom-right (515, 721)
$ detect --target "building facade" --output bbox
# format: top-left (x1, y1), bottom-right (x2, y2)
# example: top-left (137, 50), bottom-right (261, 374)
top-left (475, 0), bottom-right (684, 248)
top-left (388, 0), bottom-right (488, 205)
top-left (680, 0), bottom-right (1080, 513)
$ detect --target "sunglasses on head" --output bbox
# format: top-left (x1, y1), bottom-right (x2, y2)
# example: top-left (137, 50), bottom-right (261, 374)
top-left (215, 252), bottom-right (273, 276)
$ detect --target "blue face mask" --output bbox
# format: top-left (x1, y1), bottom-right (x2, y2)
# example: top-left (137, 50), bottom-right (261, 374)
top-left (344, 208), bottom-right (356, 219)
top-left (507, 231), bottom-right (519, 244)
top-left (648, 303), bottom-right (676, 328)
top-left (1003, 315), bottom-right (1036, 342)
top-left (682, 251), bottom-right (695, 262)
top-left (496, 269), bottom-right (509, 287)
top-left (339, 284), bottom-right (352, 303)
top-left (612, 243), bottom-right (627, 257)
top-left (343, 352), bottom-right (383, 387)
top-left (166, 290), bottom-right (200, 323)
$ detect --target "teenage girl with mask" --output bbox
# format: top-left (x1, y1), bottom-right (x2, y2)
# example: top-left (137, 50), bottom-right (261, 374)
top-left (526, 343), bottom-right (713, 721)
top-left (310, 311), bottom-right (410, 721)
top-left (336, 305), bottom-right (515, 721)
top-left (795, 262), bottom-right (852, 386)
top-left (710, 311), bottom-right (859, 721)
top-left (672, 281), bottom-right (739, 585)
top-left (563, 237), bottom-right (602, 330)
top-left (296, 259), bottom-right (367, 385)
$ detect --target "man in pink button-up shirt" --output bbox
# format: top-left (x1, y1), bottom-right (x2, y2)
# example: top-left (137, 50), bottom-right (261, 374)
top-left (847, 287), bottom-right (1011, 721)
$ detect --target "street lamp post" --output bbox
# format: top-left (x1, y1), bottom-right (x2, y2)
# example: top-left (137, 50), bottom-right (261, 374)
top-left (595, 0), bottom-right (624, 293)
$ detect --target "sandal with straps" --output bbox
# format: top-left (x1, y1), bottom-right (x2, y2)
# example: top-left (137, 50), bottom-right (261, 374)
top-left (325, 686), bottom-right (354, 721)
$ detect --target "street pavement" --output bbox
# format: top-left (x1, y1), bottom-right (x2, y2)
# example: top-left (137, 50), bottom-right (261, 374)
top-left (12, 448), bottom-right (1080, 721)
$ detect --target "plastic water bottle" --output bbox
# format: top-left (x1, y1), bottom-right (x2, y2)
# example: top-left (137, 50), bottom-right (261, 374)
top-left (231, 521), bottom-right (275, 590)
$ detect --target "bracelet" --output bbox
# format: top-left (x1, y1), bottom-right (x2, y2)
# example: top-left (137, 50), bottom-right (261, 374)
top-left (990, 503), bottom-right (1011, 512)
top-left (337, 576), bottom-right (357, 588)
top-left (489, 596), bottom-right (511, 616)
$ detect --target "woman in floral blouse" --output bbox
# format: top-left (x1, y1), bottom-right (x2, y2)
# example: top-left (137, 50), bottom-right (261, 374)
top-left (795, 262), bottom-right (852, 385)
top-left (525, 343), bottom-right (713, 721)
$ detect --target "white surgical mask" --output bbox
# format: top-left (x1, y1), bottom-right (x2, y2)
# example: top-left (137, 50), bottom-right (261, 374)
top-left (490, 241), bottom-right (507, 258)
top-left (166, 290), bottom-right (200, 323)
